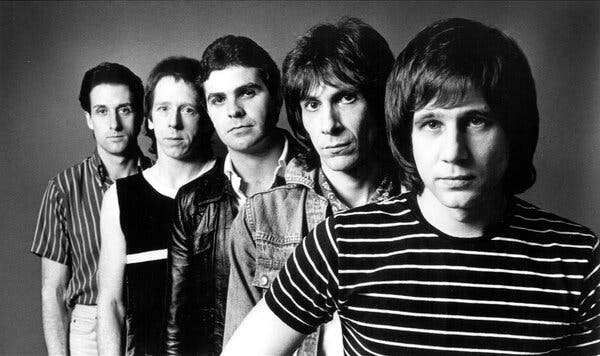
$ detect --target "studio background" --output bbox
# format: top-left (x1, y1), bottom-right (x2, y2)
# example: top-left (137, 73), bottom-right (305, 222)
top-left (1, 1), bottom-right (598, 354)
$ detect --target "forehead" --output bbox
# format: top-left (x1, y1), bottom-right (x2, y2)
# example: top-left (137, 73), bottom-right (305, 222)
top-left (415, 86), bottom-right (488, 115)
top-left (203, 66), bottom-right (265, 93)
top-left (89, 83), bottom-right (131, 104)
top-left (153, 76), bottom-right (198, 99)
top-left (303, 79), bottom-right (357, 99)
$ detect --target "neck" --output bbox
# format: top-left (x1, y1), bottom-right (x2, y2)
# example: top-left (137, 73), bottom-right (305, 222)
top-left (145, 154), bottom-right (212, 198)
top-left (321, 160), bottom-right (383, 208)
top-left (416, 190), bottom-right (507, 238)
top-left (96, 145), bottom-right (140, 180)
top-left (228, 132), bottom-right (284, 197)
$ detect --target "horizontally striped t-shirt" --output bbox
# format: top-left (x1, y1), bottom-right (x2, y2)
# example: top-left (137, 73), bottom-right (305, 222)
top-left (31, 151), bottom-right (151, 307)
top-left (266, 192), bottom-right (600, 355)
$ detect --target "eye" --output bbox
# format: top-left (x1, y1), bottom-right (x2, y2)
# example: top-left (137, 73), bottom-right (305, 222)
top-left (302, 100), bottom-right (320, 112)
top-left (422, 120), bottom-right (442, 131)
top-left (181, 106), bottom-right (198, 116)
top-left (95, 107), bottom-right (108, 116)
top-left (340, 93), bottom-right (357, 104)
top-left (118, 106), bottom-right (132, 115)
top-left (209, 96), bottom-right (225, 106)
top-left (469, 116), bottom-right (488, 128)
top-left (241, 89), bottom-right (256, 98)
top-left (154, 105), bottom-right (168, 113)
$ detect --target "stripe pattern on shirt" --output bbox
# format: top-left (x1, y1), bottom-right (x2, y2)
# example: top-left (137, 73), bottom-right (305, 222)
top-left (31, 152), bottom-right (150, 306)
top-left (266, 193), bottom-right (600, 355)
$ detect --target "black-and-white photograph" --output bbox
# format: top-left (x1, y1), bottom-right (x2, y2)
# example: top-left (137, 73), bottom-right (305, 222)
top-left (2, 1), bottom-right (599, 355)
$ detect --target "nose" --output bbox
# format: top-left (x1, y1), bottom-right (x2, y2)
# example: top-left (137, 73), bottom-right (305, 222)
top-left (227, 99), bottom-right (245, 119)
top-left (110, 110), bottom-right (122, 131)
top-left (167, 109), bottom-right (181, 129)
top-left (440, 126), bottom-right (469, 163)
top-left (320, 104), bottom-right (342, 135)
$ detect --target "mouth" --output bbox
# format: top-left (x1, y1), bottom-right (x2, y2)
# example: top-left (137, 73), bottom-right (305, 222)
top-left (228, 124), bottom-right (253, 133)
top-left (321, 142), bottom-right (352, 155)
top-left (437, 175), bottom-right (475, 187)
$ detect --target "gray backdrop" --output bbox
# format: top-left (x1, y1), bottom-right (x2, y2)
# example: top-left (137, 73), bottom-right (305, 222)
top-left (1, 1), bottom-right (599, 354)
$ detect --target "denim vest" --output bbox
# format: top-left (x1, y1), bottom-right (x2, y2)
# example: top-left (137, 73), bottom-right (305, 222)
top-left (227, 157), bottom-right (399, 355)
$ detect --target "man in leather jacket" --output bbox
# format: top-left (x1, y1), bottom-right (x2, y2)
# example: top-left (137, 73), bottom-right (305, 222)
top-left (224, 18), bottom-right (402, 355)
top-left (165, 35), bottom-right (299, 355)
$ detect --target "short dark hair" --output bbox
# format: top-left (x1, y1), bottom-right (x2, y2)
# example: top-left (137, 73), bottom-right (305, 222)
top-left (144, 56), bottom-right (214, 157)
top-left (197, 35), bottom-right (282, 125)
top-left (282, 17), bottom-right (394, 169)
top-left (79, 62), bottom-right (144, 117)
top-left (385, 18), bottom-right (539, 195)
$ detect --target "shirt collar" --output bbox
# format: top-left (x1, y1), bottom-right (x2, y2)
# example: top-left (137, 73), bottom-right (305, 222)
top-left (223, 134), bottom-right (290, 208)
top-left (90, 148), bottom-right (149, 187)
top-left (317, 168), bottom-right (396, 214)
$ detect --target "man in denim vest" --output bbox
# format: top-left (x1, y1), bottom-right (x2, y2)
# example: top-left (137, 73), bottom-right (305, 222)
top-left (224, 17), bottom-right (402, 355)
top-left (165, 36), bottom-right (299, 355)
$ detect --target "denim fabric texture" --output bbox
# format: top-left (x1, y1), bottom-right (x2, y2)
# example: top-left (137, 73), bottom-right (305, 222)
top-left (225, 157), bottom-right (400, 355)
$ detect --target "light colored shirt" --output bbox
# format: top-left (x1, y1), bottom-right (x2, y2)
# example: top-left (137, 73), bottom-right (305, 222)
top-left (223, 135), bottom-right (289, 209)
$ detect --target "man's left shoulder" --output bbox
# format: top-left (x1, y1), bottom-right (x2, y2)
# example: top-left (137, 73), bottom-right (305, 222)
top-left (509, 197), bottom-right (597, 246)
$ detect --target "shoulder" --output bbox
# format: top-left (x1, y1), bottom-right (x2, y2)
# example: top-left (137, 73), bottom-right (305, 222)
top-left (44, 157), bottom-right (93, 196)
top-left (333, 192), bottom-right (412, 224)
top-left (176, 159), bottom-right (229, 206)
top-left (508, 197), bottom-right (597, 248)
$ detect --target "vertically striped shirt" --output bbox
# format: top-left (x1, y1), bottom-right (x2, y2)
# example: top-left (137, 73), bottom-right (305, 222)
top-left (266, 192), bottom-right (600, 355)
top-left (31, 151), bottom-right (151, 307)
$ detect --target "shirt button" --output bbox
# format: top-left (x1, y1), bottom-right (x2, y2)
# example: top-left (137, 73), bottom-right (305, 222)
top-left (260, 275), bottom-right (269, 286)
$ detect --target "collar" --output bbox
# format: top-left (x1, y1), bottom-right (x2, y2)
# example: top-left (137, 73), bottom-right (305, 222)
top-left (285, 157), bottom-right (399, 211)
top-left (223, 134), bottom-right (290, 207)
top-left (90, 148), bottom-right (151, 186)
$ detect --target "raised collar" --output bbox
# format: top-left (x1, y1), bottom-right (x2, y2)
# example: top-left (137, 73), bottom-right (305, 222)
top-left (223, 133), bottom-right (290, 207)
top-left (284, 157), bottom-right (399, 207)
top-left (90, 148), bottom-right (151, 186)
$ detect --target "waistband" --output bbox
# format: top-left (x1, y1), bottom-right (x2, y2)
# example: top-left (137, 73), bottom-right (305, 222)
top-left (72, 304), bottom-right (98, 318)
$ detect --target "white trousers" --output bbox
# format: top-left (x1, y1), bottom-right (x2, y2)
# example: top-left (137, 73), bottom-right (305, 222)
top-left (70, 304), bottom-right (98, 356)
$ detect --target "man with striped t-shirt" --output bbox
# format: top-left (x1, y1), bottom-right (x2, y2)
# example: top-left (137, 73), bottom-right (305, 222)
top-left (31, 63), bottom-right (151, 356)
top-left (223, 18), bottom-right (600, 355)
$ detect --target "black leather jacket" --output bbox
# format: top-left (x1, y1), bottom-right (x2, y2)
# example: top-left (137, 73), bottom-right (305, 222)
top-left (165, 159), bottom-right (237, 355)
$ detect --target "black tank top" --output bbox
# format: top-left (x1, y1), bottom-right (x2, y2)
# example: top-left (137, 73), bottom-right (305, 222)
top-left (117, 173), bottom-right (175, 356)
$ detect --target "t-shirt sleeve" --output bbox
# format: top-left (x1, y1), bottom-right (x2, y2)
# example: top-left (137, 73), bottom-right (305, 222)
top-left (569, 231), bottom-right (600, 353)
top-left (30, 179), bottom-right (71, 265)
top-left (264, 216), bottom-right (339, 334)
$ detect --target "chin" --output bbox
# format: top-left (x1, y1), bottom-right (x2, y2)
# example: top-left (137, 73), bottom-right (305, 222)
top-left (434, 191), bottom-right (483, 210)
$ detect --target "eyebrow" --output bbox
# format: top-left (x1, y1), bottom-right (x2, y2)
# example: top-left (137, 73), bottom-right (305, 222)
top-left (234, 82), bottom-right (263, 95)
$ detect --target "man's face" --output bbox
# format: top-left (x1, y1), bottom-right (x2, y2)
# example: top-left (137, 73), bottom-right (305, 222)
top-left (300, 82), bottom-right (377, 175)
top-left (85, 83), bottom-right (140, 157)
top-left (411, 87), bottom-right (509, 211)
top-left (203, 66), bottom-right (275, 155)
top-left (148, 76), bottom-right (203, 161)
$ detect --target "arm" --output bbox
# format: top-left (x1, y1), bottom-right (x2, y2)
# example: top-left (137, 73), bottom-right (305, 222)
top-left (96, 185), bottom-right (126, 355)
top-left (164, 194), bottom-right (193, 355)
top-left (223, 207), bottom-right (262, 345)
top-left (32, 180), bottom-right (72, 355)
top-left (226, 217), bottom-right (341, 354)
top-left (569, 238), bottom-right (600, 354)
top-left (40, 258), bottom-right (70, 356)
top-left (222, 298), bottom-right (305, 356)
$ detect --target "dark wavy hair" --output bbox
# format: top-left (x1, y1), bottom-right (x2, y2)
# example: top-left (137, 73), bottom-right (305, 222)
top-left (144, 56), bottom-right (214, 157)
top-left (282, 17), bottom-right (394, 169)
top-left (79, 62), bottom-right (144, 120)
top-left (385, 18), bottom-right (539, 195)
top-left (197, 35), bottom-right (281, 127)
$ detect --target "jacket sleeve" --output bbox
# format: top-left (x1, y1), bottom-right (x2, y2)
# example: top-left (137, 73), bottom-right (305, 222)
top-left (223, 203), bottom-right (262, 346)
top-left (165, 192), bottom-right (194, 355)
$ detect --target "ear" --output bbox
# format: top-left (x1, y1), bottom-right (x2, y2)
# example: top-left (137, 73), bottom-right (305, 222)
top-left (85, 112), bottom-right (93, 130)
top-left (147, 117), bottom-right (154, 130)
